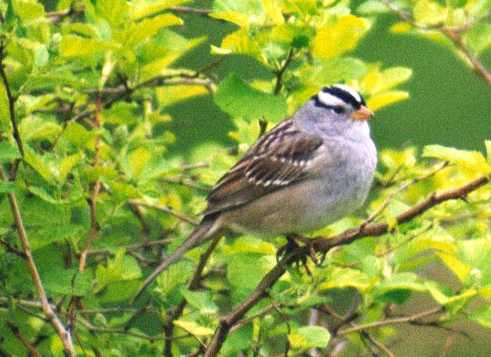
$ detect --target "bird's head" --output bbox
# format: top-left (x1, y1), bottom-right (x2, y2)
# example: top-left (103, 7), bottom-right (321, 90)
top-left (312, 84), bottom-right (373, 122)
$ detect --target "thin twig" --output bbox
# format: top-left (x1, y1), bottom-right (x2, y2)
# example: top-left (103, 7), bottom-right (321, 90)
top-left (6, 321), bottom-right (43, 357)
top-left (273, 48), bottom-right (295, 95)
top-left (71, 74), bottom-right (215, 123)
top-left (130, 200), bottom-right (199, 226)
top-left (0, 238), bottom-right (26, 258)
top-left (0, 43), bottom-right (24, 178)
top-left (86, 238), bottom-right (173, 256)
top-left (164, 236), bottom-right (222, 357)
top-left (169, 6), bottom-right (212, 15)
top-left (362, 331), bottom-right (396, 357)
top-left (337, 307), bottom-right (443, 335)
top-left (0, 168), bottom-right (75, 356)
top-left (78, 94), bottom-right (102, 272)
top-left (441, 28), bottom-right (491, 86)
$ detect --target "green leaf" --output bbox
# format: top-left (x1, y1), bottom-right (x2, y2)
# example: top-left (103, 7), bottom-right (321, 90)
top-left (214, 74), bottom-right (288, 122)
top-left (485, 140), bottom-right (491, 163)
top-left (313, 15), bottom-right (370, 59)
top-left (24, 146), bottom-right (56, 183)
top-left (374, 273), bottom-right (427, 304)
top-left (470, 306), bottom-right (491, 329)
top-left (357, 0), bottom-right (390, 15)
top-left (367, 90), bottom-right (409, 111)
top-left (319, 267), bottom-right (373, 291)
top-left (59, 35), bottom-right (110, 59)
top-left (0, 181), bottom-right (16, 193)
top-left (465, 23), bottom-right (491, 55)
top-left (12, 0), bottom-right (45, 23)
top-left (174, 320), bottom-right (214, 336)
top-left (42, 268), bottom-right (91, 296)
top-left (423, 144), bottom-right (491, 175)
top-left (212, 0), bottom-right (263, 28)
top-left (0, 141), bottom-right (21, 163)
top-left (131, 0), bottom-right (190, 20)
top-left (31, 224), bottom-right (84, 250)
top-left (95, 249), bottom-right (142, 293)
top-left (129, 14), bottom-right (183, 45)
top-left (58, 153), bottom-right (83, 183)
top-left (413, 0), bottom-right (447, 26)
top-left (0, 81), bottom-right (11, 133)
top-left (59, 122), bottom-right (95, 149)
top-left (181, 289), bottom-right (218, 314)
top-left (223, 236), bottom-right (276, 255)
top-left (288, 326), bottom-right (331, 349)
top-left (19, 116), bottom-right (62, 143)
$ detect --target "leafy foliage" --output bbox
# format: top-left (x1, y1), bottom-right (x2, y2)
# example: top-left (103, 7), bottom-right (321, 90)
top-left (0, 0), bottom-right (490, 356)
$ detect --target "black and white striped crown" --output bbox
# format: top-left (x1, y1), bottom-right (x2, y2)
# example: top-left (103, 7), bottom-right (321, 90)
top-left (313, 84), bottom-right (366, 110)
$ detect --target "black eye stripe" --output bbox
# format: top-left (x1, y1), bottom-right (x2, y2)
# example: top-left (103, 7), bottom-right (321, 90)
top-left (321, 86), bottom-right (365, 108)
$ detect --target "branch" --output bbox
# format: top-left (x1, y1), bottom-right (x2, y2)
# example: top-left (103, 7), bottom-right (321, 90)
top-left (0, 237), bottom-right (26, 258)
top-left (204, 175), bottom-right (489, 356)
top-left (273, 48), bottom-right (295, 95)
top-left (130, 200), bottom-right (199, 226)
top-left (441, 27), bottom-right (491, 86)
top-left (382, 0), bottom-right (491, 86)
top-left (337, 307), bottom-right (443, 335)
top-left (0, 168), bottom-right (75, 356)
top-left (0, 42), bottom-right (24, 177)
top-left (86, 238), bottom-right (173, 256)
top-left (78, 95), bottom-right (102, 273)
top-left (169, 6), bottom-right (212, 16)
top-left (316, 175), bottom-right (488, 251)
top-left (164, 236), bottom-right (222, 357)
top-left (6, 321), bottom-right (43, 357)
top-left (71, 73), bottom-right (216, 123)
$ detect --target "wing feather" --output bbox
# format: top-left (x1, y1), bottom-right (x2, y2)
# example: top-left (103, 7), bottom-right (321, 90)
top-left (203, 120), bottom-right (323, 216)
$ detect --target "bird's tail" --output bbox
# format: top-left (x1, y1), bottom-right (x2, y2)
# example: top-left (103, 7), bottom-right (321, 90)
top-left (133, 217), bottom-right (217, 302)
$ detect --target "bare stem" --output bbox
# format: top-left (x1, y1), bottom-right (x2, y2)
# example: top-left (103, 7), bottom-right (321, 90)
top-left (0, 168), bottom-right (75, 356)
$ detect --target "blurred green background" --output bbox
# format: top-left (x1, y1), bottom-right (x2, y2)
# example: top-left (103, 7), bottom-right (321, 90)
top-left (35, 1), bottom-right (491, 355)
top-left (167, 7), bottom-right (491, 158)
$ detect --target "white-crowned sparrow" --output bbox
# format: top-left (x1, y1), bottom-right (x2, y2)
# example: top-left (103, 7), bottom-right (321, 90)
top-left (135, 84), bottom-right (377, 299)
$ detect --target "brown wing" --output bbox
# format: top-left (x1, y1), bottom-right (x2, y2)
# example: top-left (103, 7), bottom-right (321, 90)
top-left (203, 120), bottom-right (323, 216)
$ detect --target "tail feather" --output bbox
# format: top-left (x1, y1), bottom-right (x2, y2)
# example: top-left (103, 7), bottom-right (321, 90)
top-left (133, 217), bottom-right (216, 302)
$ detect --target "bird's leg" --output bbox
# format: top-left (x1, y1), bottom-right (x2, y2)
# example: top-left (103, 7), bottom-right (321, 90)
top-left (277, 234), bottom-right (315, 275)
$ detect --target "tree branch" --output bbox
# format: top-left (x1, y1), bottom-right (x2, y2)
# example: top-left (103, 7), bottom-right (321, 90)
top-left (273, 48), bottom-right (295, 95)
top-left (130, 200), bottom-right (199, 226)
top-left (0, 168), bottom-right (75, 356)
top-left (337, 306), bottom-right (443, 335)
top-left (71, 73), bottom-right (216, 124)
top-left (0, 42), bottom-right (24, 177)
top-left (6, 321), bottom-right (43, 357)
top-left (164, 236), bottom-right (222, 357)
top-left (78, 94), bottom-right (102, 273)
top-left (204, 174), bottom-right (489, 356)
top-left (382, 0), bottom-right (491, 86)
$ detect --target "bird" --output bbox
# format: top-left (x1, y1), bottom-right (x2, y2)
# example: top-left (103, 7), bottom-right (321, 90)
top-left (134, 84), bottom-right (377, 300)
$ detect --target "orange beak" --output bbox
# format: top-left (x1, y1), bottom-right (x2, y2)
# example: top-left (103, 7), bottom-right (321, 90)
top-left (351, 105), bottom-right (374, 121)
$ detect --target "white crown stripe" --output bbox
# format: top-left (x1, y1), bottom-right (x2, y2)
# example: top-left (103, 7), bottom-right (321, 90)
top-left (318, 91), bottom-right (345, 107)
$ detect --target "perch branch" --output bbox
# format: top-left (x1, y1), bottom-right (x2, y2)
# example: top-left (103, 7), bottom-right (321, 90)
top-left (204, 174), bottom-right (488, 356)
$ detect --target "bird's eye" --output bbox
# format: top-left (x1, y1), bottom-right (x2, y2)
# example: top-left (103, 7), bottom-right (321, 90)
top-left (331, 106), bottom-right (345, 114)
